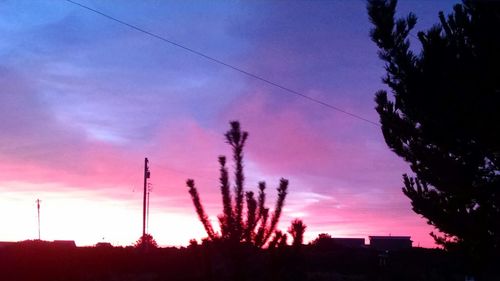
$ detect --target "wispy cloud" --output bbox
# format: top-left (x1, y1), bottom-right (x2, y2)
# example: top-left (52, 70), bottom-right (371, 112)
top-left (0, 0), bottom-right (456, 247)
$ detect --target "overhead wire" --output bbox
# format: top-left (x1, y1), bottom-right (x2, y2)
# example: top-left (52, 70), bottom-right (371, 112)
top-left (64, 0), bottom-right (379, 127)
top-left (62, 0), bottom-right (412, 210)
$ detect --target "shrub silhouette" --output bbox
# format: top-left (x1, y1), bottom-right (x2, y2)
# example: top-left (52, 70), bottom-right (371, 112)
top-left (310, 233), bottom-right (335, 248)
top-left (268, 230), bottom-right (288, 249)
top-left (187, 121), bottom-right (288, 248)
top-left (288, 219), bottom-right (306, 249)
top-left (134, 233), bottom-right (158, 249)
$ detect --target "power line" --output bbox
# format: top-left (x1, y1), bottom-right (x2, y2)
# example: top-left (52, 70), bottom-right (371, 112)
top-left (64, 0), bottom-right (379, 127)
top-left (62, 1), bottom-right (408, 210)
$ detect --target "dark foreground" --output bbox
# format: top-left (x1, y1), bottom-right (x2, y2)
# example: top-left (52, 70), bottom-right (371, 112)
top-left (0, 241), bottom-right (479, 281)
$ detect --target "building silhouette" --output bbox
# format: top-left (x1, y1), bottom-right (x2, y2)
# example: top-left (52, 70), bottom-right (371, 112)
top-left (331, 237), bottom-right (365, 248)
top-left (369, 236), bottom-right (412, 251)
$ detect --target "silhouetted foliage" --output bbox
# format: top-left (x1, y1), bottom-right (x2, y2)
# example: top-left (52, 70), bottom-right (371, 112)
top-left (268, 230), bottom-right (288, 250)
top-left (186, 121), bottom-right (289, 248)
top-left (368, 0), bottom-right (500, 274)
top-left (311, 233), bottom-right (332, 245)
top-left (288, 219), bottom-right (306, 249)
top-left (187, 179), bottom-right (217, 240)
top-left (188, 238), bottom-right (198, 248)
top-left (310, 233), bottom-right (339, 252)
top-left (134, 233), bottom-right (158, 249)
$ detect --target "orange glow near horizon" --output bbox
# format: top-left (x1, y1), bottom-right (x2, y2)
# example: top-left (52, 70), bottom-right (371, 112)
top-left (0, 182), bottom-right (208, 247)
top-left (0, 181), bottom-right (436, 248)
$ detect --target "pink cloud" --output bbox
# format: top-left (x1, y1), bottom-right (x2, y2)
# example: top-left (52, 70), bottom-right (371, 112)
top-left (214, 89), bottom-right (435, 246)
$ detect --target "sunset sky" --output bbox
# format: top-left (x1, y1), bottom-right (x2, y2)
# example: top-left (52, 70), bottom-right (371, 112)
top-left (0, 0), bottom-right (458, 247)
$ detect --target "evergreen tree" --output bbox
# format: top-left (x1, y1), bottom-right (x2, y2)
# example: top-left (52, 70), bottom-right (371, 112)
top-left (187, 121), bottom-right (289, 248)
top-left (367, 0), bottom-right (500, 270)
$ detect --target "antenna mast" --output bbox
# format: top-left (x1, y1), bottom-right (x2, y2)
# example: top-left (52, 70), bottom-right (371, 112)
top-left (142, 158), bottom-right (150, 237)
top-left (36, 199), bottom-right (41, 240)
top-left (146, 183), bottom-right (152, 234)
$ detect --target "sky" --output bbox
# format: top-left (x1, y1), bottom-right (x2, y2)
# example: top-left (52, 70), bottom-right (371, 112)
top-left (0, 0), bottom-right (459, 247)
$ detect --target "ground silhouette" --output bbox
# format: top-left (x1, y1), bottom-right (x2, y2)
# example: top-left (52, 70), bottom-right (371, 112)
top-left (0, 240), bottom-right (465, 281)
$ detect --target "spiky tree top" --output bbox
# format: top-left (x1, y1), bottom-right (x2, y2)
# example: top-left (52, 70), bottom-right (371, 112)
top-left (187, 121), bottom-right (289, 248)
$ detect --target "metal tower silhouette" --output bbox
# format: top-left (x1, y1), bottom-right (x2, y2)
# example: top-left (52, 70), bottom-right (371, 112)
top-left (146, 182), bottom-right (152, 234)
top-left (36, 199), bottom-right (41, 240)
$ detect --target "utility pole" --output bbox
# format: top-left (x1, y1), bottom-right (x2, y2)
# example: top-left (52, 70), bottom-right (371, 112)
top-left (36, 199), bottom-right (41, 240)
top-left (142, 158), bottom-right (150, 237)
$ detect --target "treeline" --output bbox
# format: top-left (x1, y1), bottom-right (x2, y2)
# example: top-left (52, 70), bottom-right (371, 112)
top-left (0, 240), bottom-right (463, 281)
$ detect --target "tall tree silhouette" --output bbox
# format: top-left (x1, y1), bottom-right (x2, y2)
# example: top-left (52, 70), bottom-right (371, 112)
top-left (368, 0), bottom-right (500, 266)
top-left (187, 121), bottom-right (289, 248)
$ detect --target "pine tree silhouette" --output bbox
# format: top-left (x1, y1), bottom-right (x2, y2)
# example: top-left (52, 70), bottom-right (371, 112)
top-left (368, 0), bottom-right (500, 276)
